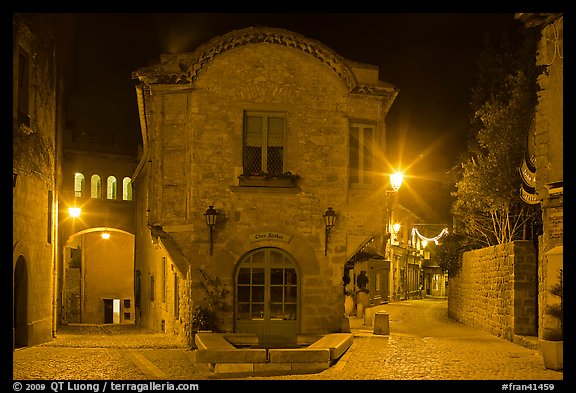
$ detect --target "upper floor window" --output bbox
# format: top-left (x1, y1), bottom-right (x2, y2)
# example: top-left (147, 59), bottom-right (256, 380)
top-left (107, 176), bottom-right (117, 200)
top-left (349, 122), bottom-right (376, 185)
top-left (74, 173), bottom-right (85, 197)
top-left (243, 112), bottom-right (285, 176)
top-left (91, 175), bottom-right (102, 199)
top-left (122, 177), bottom-right (132, 201)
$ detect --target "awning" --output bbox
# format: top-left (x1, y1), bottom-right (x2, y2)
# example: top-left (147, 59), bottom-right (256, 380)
top-left (150, 226), bottom-right (190, 276)
top-left (345, 236), bottom-right (385, 268)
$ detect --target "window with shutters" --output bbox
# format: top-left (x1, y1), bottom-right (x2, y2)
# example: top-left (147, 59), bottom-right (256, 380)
top-left (239, 111), bottom-right (298, 188)
top-left (349, 122), bottom-right (377, 185)
top-left (243, 111), bottom-right (286, 176)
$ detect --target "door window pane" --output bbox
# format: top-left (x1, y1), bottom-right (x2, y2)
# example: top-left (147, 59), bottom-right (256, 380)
top-left (270, 286), bottom-right (283, 302)
top-left (251, 304), bottom-right (264, 320)
top-left (252, 286), bottom-right (265, 302)
top-left (270, 268), bottom-right (283, 285)
top-left (284, 304), bottom-right (297, 320)
top-left (252, 268), bottom-right (265, 285)
top-left (237, 286), bottom-right (250, 303)
top-left (238, 268), bottom-right (251, 284)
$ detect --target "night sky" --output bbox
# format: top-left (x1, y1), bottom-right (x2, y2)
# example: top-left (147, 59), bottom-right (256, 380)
top-left (73, 13), bottom-right (524, 222)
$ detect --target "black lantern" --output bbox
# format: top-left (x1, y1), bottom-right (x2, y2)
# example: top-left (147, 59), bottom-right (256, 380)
top-left (323, 207), bottom-right (336, 255)
top-left (204, 205), bottom-right (218, 255)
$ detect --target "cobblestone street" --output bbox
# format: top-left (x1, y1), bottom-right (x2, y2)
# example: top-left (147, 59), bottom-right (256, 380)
top-left (12, 299), bottom-right (565, 384)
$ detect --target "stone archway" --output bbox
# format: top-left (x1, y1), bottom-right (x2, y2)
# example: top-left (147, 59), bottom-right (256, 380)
top-left (14, 256), bottom-right (28, 348)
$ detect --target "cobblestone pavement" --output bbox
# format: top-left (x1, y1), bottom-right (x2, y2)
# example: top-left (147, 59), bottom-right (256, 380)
top-left (12, 299), bottom-right (565, 384)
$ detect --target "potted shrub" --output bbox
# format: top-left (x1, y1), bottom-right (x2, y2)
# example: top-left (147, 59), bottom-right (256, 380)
top-left (540, 268), bottom-right (563, 370)
top-left (191, 304), bottom-right (217, 333)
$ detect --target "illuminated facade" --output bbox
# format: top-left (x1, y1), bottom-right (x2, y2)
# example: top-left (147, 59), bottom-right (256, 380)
top-left (131, 27), bottom-right (399, 346)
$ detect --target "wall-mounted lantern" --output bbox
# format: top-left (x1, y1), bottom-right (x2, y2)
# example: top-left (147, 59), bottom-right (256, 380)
top-left (101, 229), bottom-right (111, 240)
top-left (204, 205), bottom-right (219, 255)
top-left (323, 207), bottom-right (336, 256)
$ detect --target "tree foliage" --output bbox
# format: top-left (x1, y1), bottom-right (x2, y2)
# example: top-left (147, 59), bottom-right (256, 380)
top-left (451, 27), bottom-right (543, 247)
top-left (191, 268), bottom-right (230, 332)
top-left (437, 232), bottom-right (474, 276)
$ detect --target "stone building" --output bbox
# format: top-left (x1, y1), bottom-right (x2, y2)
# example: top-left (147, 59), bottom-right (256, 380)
top-left (12, 14), bottom-right (74, 347)
top-left (131, 27), bottom-right (399, 346)
top-left (58, 132), bottom-right (139, 325)
top-left (515, 13), bottom-right (563, 340)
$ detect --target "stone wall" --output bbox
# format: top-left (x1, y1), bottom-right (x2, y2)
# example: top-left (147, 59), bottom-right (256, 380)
top-left (448, 241), bottom-right (537, 341)
top-left (13, 14), bottom-right (64, 346)
top-left (132, 27), bottom-right (398, 341)
top-left (532, 15), bottom-right (563, 339)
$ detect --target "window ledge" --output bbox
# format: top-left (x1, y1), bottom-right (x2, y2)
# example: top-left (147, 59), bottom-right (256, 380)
top-left (237, 174), bottom-right (299, 188)
top-left (230, 185), bottom-right (301, 194)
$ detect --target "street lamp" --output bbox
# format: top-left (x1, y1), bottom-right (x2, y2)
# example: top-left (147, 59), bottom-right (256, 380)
top-left (68, 206), bottom-right (81, 218)
top-left (323, 207), bottom-right (336, 256)
top-left (204, 205), bottom-right (218, 255)
top-left (384, 172), bottom-right (403, 255)
top-left (389, 172), bottom-right (404, 192)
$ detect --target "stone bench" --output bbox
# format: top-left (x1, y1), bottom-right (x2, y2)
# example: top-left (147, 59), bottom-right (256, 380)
top-left (308, 333), bottom-right (354, 362)
top-left (194, 333), bottom-right (267, 363)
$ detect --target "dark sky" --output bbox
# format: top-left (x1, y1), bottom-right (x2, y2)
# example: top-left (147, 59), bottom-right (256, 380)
top-left (74, 13), bottom-right (524, 221)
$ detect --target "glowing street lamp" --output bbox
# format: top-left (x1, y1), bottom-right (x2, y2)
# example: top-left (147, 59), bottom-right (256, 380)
top-left (68, 206), bottom-right (81, 218)
top-left (390, 172), bottom-right (404, 192)
top-left (384, 171), bottom-right (404, 255)
top-left (101, 230), bottom-right (111, 240)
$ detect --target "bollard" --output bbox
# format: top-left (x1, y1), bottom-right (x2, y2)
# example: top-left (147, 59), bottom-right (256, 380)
top-left (364, 307), bottom-right (374, 326)
top-left (373, 311), bottom-right (389, 335)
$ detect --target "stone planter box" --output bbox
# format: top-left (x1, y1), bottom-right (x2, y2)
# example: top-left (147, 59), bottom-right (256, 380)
top-left (540, 339), bottom-right (563, 370)
top-left (238, 175), bottom-right (299, 188)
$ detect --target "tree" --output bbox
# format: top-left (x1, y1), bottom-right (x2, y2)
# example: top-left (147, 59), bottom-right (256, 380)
top-left (437, 232), bottom-right (474, 276)
top-left (451, 27), bottom-right (542, 247)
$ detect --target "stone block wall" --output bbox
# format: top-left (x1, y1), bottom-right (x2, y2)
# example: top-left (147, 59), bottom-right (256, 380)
top-left (132, 27), bottom-right (399, 342)
top-left (448, 241), bottom-right (537, 341)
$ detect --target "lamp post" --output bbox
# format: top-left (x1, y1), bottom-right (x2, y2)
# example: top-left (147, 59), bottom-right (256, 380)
top-left (384, 172), bottom-right (403, 255)
top-left (323, 207), bottom-right (336, 256)
top-left (204, 205), bottom-right (218, 255)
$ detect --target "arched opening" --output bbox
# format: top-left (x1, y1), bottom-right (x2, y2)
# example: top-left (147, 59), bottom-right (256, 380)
top-left (91, 174), bottom-right (102, 199)
top-left (14, 256), bottom-right (28, 348)
top-left (234, 247), bottom-right (299, 347)
top-left (122, 177), bottom-right (132, 201)
top-left (106, 176), bottom-right (117, 200)
top-left (74, 173), bottom-right (85, 197)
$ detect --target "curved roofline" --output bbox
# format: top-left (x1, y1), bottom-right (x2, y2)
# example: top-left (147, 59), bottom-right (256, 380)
top-left (134, 26), bottom-right (360, 91)
top-left (188, 26), bottom-right (357, 89)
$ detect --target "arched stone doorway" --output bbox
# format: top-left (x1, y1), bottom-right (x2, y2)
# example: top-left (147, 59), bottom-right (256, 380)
top-left (62, 228), bottom-right (135, 324)
top-left (234, 247), bottom-right (300, 347)
top-left (14, 256), bottom-right (28, 348)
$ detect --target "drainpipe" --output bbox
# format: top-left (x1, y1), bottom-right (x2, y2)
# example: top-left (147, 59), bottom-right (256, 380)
top-left (132, 84), bottom-right (150, 183)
